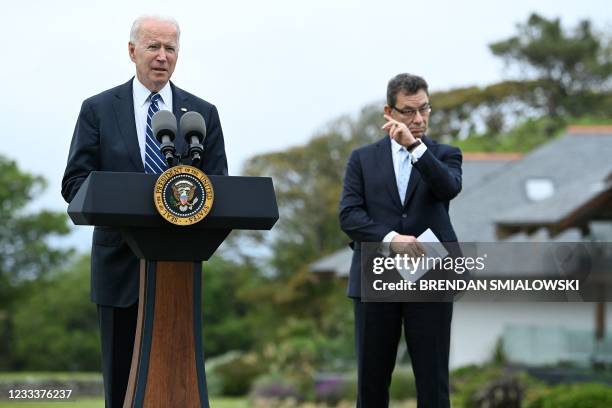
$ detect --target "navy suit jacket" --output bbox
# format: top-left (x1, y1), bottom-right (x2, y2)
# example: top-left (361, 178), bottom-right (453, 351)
top-left (339, 135), bottom-right (462, 297)
top-left (61, 78), bottom-right (228, 307)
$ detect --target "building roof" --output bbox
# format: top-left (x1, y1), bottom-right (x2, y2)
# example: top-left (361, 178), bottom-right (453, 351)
top-left (450, 127), bottom-right (612, 241)
top-left (495, 174), bottom-right (612, 238)
top-left (309, 248), bottom-right (352, 277)
top-left (461, 153), bottom-right (522, 191)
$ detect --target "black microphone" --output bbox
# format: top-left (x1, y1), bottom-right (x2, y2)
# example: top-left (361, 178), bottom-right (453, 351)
top-left (151, 110), bottom-right (177, 167)
top-left (180, 112), bottom-right (206, 166)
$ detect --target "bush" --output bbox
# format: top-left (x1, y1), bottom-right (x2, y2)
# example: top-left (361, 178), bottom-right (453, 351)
top-left (319, 367), bottom-right (415, 404)
top-left (207, 351), bottom-right (265, 396)
top-left (450, 365), bottom-right (539, 408)
top-left (525, 383), bottom-right (612, 408)
top-left (314, 373), bottom-right (347, 405)
top-left (249, 374), bottom-right (303, 406)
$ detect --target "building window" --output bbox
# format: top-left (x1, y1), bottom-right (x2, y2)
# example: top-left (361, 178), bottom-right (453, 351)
top-left (525, 178), bottom-right (555, 201)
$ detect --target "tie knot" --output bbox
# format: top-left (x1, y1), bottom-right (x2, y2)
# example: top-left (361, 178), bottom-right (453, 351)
top-left (150, 93), bottom-right (161, 104)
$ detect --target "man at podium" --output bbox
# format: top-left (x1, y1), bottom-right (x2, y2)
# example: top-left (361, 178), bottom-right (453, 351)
top-left (61, 15), bottom-right (228, 408)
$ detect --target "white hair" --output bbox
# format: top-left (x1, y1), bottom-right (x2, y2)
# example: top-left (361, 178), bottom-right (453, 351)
top-left (129, 15), bottom-right (181, 46)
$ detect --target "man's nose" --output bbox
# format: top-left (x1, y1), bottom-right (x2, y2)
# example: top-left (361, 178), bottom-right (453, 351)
top-left (412, 110), bottom-right (424, 124)
top-left (156, 48), bottom-right (167, 62)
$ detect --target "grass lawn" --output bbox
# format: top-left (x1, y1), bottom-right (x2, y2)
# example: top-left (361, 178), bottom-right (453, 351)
top-left (0, 398), bottom-right (249, 408)
top-left (0, 398), bottom-right (419, 407)
top-left (0, 373), bottom-right (101, 381)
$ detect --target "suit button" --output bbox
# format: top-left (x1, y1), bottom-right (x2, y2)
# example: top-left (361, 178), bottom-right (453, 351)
top-left (402, 213), bottom-right (407, 218)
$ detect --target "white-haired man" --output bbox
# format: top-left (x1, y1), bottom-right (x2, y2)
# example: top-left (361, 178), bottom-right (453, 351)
top-left (62, 15), bottom-right (228, 407)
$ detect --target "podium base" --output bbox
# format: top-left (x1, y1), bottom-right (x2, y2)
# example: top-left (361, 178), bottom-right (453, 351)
top-left (124, 260), bottom-right (209, 408)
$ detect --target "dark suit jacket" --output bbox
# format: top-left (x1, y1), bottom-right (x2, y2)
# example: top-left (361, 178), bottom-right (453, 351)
top-left (61, 78), bottom-right (228, 307)
top-left (339, 135), bottom-right (462, 298)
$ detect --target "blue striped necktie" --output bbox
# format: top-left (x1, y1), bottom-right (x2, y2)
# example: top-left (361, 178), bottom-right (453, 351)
top-left (144, 93), bottom-right (168, 174)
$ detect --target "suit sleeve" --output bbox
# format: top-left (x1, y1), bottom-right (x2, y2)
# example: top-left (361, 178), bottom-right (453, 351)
top-left (61, 99), bottom-right (100, 203)
top-left (412, 145), bottom-right (462, 201)
top-left (339, 149), bottom-right (393, 243)
top-left (201, 104), bottom-right (228, 176)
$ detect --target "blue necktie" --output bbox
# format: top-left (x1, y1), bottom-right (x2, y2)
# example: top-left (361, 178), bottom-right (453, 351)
top-left (144, 93), bottom-right (168, 174)
top-left (397, 148), bottom-right (411, 204)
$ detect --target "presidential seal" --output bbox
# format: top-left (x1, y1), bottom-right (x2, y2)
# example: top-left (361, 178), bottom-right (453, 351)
top-left (153, 165), bottom-right (214, 226)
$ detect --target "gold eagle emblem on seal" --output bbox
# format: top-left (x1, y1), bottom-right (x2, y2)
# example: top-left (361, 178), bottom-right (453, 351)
top-left (153, 165), bottom-right (214, 226)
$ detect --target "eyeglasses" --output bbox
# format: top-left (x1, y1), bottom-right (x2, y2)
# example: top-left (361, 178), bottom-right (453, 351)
top-left (392, 103), bottom-right (432, 120)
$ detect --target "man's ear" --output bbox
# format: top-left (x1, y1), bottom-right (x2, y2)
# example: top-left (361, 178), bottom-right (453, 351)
top-left (128, 42), bottom-right (136, 63)
top-left (383, 105), bottom-right (392, 115)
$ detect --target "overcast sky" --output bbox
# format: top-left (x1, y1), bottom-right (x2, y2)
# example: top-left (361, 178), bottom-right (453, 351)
top-left (2, 0), bottom-right (610, 250)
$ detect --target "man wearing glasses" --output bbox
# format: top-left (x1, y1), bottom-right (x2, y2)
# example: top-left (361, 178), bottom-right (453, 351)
top-left (339, 73), bottom-right (462, 407)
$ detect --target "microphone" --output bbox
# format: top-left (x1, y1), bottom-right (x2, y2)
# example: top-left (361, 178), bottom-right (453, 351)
top-left (151, 110), bottom-right (178, 167)
top-left (180, 112), bottom-right (206, 166)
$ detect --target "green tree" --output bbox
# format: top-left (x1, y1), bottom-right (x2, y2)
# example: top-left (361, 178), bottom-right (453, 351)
top-left (428, 80), bottom-right (543, 141)
top-left (238, 110), bottom-right (378, 370)
top-left (12, 255), bottom-right (99, 371)
top-left (490, 13), bottom-right (612, 117)
top-left (201, 256), bottom-right (261, 357)
top-left (241, 104), bottom-right (383, 276)
top-left (0, 155), bottom-right (72, 369)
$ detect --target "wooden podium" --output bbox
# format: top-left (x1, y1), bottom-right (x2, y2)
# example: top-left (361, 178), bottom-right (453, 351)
top-left (67, 171), bottom-right (278, 408)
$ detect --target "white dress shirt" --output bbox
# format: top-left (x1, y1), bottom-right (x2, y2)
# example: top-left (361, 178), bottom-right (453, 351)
top-left (383, 137), bottom-right (428, 244)
top-left (132, 78), bottom-right (173, 166)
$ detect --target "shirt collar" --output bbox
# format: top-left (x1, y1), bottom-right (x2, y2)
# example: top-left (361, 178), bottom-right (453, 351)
top-left (133, 77), bottom-right (172, 107)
